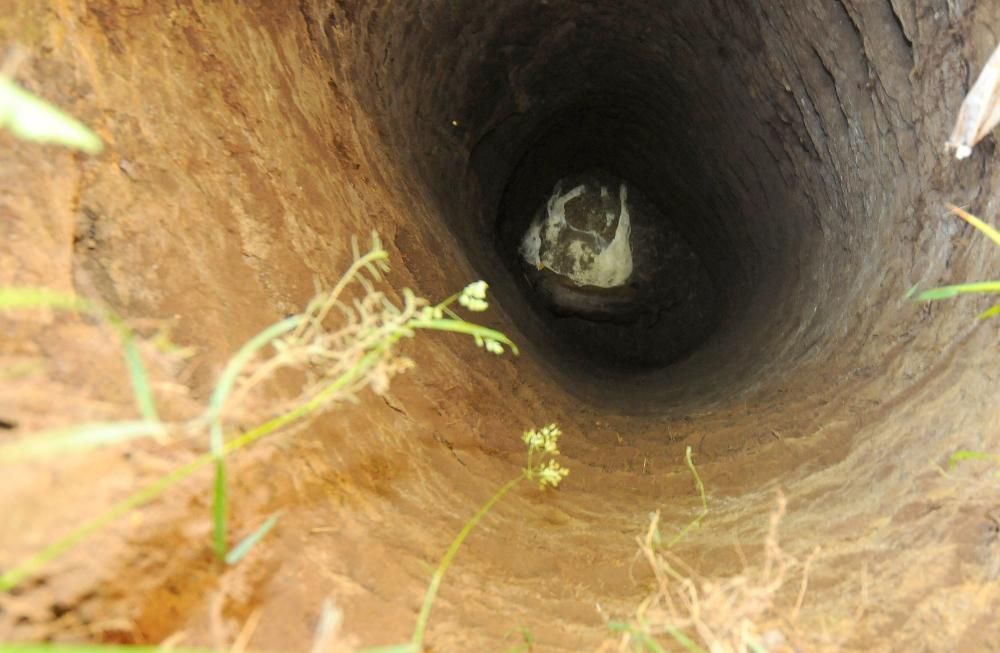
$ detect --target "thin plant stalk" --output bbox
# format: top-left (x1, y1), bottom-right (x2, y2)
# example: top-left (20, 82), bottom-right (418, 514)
top-left (205, 315), bottom-right (302, 559)
top-left (667, 446), bottom-right (707, 548)
top-left (410, 475), bottom-right (523, 649)
top-left (911, 205), bottom-right (1000, 317)
top-left (410, 424), bottom-right (567, 649)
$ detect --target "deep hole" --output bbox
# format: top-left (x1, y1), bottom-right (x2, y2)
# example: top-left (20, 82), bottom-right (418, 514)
top-left (9, 1), bottom-right (999, 649)
top-left (415, 2), bottom-right (820, 408)
top-left (494, 108), bottom-right (728, 371)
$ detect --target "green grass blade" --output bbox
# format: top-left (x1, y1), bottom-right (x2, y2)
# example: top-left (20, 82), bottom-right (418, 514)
top-left (213, 459), bottom-right (228, 559)
top-left (0, 420), bottom-right (166, 463)
top-left (607, 622), bottom-right (706, 653)
top-left (977, 304), bottom-right (1000, 319)
top-left (206, 315), bottom-right (302, 449)
top-left (119, 336), bottom-right (158, 421)
top-left (0, 288), bottom-right (158, 421)
top-left (662, 628), bottom-right (707, 653)
top-left (0, 78), bottom-right (104, 154)
top-left (635, 634), bottom-right (668, 653)
top-left (0, 288), bottom-right (91, 312)
top-left (225, 512), bottom-right (280, 565)
top-left (948, 449), bottom-right (998, 469)
top-left (913, 281), bottom-right (1000, 301)
top-left (205, 315), bottom-right (301, 560)
top-left (948, 204), bottom-right (1000, 248)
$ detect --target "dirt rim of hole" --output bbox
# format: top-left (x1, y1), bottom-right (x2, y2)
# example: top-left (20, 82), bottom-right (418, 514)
top-left (3, 1), bottom-right (1000, 651)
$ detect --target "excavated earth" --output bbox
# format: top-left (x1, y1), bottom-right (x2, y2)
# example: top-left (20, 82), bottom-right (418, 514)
top-left (3, 1), bottom-right (1000, 651)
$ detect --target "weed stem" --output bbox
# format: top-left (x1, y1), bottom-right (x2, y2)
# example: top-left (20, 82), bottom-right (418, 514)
top-left (411, 474), bottom-right (523, 648)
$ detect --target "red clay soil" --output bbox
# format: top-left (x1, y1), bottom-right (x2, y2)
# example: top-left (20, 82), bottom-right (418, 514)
top-left (3, 2), bottom-right (1000, 651)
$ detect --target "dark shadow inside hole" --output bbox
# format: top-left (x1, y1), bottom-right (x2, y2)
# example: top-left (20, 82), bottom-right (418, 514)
top-left (495, 106), bottom-right (726, 370)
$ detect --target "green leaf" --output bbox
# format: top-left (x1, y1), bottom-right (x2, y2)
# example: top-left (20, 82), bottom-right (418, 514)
top-left (225, 512), bottom-right (280, 565)
top-left (0, 78), bottom-right (103, 154)
top-left (0, 420), bottom-right (166, 463)
top-left (948, 449), bottom-right (998, 469)
top-left (913, 281), bottom-right (1000, 301)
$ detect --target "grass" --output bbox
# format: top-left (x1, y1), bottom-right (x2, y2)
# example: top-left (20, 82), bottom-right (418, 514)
top-left (0, 232), bottom-right (522, 588)
top-left (0, 79), bottom-right (559, 649)
top-left (0, 56), bottom-right (835, 653)
top-left (909, 204), bottom-right (1000, 477)
top-left (0, 235), bottom-right (558, 650)
top-left (611, 491), bottom-right (821, 653)
top-left (908, 204), bottom-right (1000, 319)
top-left (0, 422), bottom-right (567, 653)
top-left (411, 424), bottom-right (568, 650)
top-left (0, 76), bottom-right (103, 154)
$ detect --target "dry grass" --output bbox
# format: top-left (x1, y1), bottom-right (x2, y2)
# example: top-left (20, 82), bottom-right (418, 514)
top-left (0, 234), bottom-right (517, 590)
top-left (607, 493), bottom-right (828, 653)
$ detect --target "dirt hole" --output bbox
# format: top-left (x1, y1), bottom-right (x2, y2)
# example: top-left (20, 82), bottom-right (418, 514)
top-left (4, 1), bottom-right (1000, 651)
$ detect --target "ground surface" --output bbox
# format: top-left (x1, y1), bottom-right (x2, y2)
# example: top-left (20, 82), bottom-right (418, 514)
top-left (3, 2), bottom-right (1000, 652)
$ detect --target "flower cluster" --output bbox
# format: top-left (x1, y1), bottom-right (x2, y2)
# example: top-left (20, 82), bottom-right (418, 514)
top-left (418, 305), bottom-right (444, 321)
top-left (522, 423), bottom-right (562, 455)
top-left (536, 459), bottom-right (570, 488)
top-left (473, 334), bottom-right (504, 355)
top-left (459, 280), bottom-right (489, 312)
top-left (522, 423), bottom-right (569, 489)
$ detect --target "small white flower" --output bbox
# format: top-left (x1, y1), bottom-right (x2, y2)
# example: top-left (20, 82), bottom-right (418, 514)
top-left (522, 423), bottom-right (562, 454)
top-left (465, 280), bottom-right (488, 299)
top-left (537, 459), bottom-right (569, 488)
top-left (423, 305), bottom-right (445, 320)
top-left (484, 338), bottom-right (504, 355)
top-left (459, 280), bottom-right (490, 312)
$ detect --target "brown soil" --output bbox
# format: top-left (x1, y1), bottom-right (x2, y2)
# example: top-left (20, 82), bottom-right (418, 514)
top-left (3, 1), bottom-right (1000, 651)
